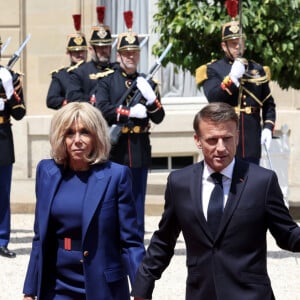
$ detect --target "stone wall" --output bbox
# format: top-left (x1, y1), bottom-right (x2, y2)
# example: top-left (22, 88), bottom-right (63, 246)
top-left (1, 1), bottom-right (300, 205)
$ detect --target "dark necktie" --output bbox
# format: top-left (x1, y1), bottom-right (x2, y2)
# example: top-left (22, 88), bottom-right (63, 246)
top-left (207, 172), bottom-right (224, 237)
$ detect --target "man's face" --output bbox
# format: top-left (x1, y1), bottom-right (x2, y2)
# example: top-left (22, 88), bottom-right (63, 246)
top-left (90, 45), bottom-right (111, 63)
top-left (221, 38), bottom-right (245, 59)
top-left (117, 50), bottom-right (140, 74)
top-left (194, 119), bottom-right (239, 172)
top-left (69, 50), bottom-right (87, 64)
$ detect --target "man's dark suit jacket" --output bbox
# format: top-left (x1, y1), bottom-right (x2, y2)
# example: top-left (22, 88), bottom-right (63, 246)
top-left (131, 159), bottom-right (300, 300)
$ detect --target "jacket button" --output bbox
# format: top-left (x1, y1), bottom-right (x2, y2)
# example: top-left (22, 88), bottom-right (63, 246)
top-left (83, 251), bottom-right (89, 257)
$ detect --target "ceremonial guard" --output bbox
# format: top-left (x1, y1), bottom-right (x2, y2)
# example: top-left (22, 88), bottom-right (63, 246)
top-left (46, 14), bottom-right (88, 109)
top-left (67, 6), bottom-right (118, 104)
top-left (94, 11), bottom-right (165, 241)
top-left (196, 1), bottom-right (276, 164)
top-left (0, 35), bottom-right (26, 258)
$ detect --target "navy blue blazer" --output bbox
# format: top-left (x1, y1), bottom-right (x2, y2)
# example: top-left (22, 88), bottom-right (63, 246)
top-left (132, 159), bottom-right (300, 300)
top-left (23, 159), bottom-right (145, 299)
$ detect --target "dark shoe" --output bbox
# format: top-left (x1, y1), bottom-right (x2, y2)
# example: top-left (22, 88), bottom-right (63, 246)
top-left (0, 246), bottom-right (16, 258)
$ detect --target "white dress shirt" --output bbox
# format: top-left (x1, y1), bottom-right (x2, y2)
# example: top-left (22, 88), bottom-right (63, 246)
top-left (202, 159), bottom-right (235, 220)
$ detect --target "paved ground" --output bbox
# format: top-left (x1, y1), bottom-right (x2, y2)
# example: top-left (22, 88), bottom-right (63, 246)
top-left (2, 214), bottom-right (300, 299)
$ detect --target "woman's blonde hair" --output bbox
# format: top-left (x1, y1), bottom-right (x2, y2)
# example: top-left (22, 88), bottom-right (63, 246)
top-left (49, 102), bottom-right (111, 166)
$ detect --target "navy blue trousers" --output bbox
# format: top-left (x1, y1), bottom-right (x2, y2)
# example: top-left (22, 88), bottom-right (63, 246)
top-left (130, 167), bottom-right (148, 242)
top-left (0, 164), bottom-right (13, 247)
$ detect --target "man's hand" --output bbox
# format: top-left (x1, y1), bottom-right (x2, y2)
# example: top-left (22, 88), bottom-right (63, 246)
top-left (261, 128), bottom-right (272, 150)
top-left (136, 76), bottom-right (156, 105)
top-left (0, 67), bottom-right (14, 99)
top-left (129, 103), bottom-right (147, 119)
top-left (229, 59), bottom-right (246, 87)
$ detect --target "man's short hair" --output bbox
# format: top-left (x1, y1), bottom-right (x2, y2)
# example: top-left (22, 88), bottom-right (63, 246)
top-left (193, 102), bottom-right (239, 135)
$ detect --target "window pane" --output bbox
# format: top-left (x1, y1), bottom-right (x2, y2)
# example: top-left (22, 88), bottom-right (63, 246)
top-left (151, 157), bottom-right (168, 170)
top-left (171, 156), bottom-right (193, 169)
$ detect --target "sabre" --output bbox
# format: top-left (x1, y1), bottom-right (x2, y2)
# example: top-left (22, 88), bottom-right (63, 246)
top-left (0, 37), bottom-right (11, 56)
top-left (238, 0), bottom-right (243, 56)
top-left (139, 36), bottom-right (149, 49)
top-left (112, 38), bottom-right (118, 49)
top-left (109, 43), bottom-right (172, 144)
top-left (6, 33), bottom-right (31, 70)
top-left (264, 143), bottom-right (274, 171)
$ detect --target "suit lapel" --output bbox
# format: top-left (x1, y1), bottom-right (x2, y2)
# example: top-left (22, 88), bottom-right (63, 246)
top-left (39, 162), bottom-right (63, 240)
top-left (216, 159), bottom-right (249, 239)
top-left (190, 162), bottom-right (213, 239)
top-left (81, 165), bottom-right (111, 240)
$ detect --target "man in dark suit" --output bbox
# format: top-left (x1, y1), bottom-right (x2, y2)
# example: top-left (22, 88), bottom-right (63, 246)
top-left (131, 102), bottom-right (300, 300)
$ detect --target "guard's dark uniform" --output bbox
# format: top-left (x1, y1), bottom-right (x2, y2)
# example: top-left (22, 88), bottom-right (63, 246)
top-left (94, 12), bottom-right (165, 241)
top-left (0, 69), bottom-right (25, 251)
top-left (196, 19), bottom-right (276, 163)
top-left (66, 61), bottom-right (119, 103)
top-left (94, 68), bottom-right (164, 167)
top-left (46, 64), bottom-right (81, 109)
top-left (199, 57), bottom-right (276, 161)
top-left (46, 20), bottom-right (88, 110)
top-left (94, 67), bottom-right (164, 242)
top-left (66, 18), bottom-right (116, 105)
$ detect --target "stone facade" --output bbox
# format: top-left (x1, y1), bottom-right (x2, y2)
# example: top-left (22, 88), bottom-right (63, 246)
top-left (1, 1), bottom-right (300, 205)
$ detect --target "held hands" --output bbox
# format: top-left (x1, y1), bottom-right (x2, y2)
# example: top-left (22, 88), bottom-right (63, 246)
top-left (261, 128), bottom-right (272, 150)
top-left (129, 103), bottom-right (147, 119)
top-left (0, 67), bottom-right (14, 99)
top-left (136, 76), bottom-right (156, 105)
top-left (229, 59), bottom-right (246, 87)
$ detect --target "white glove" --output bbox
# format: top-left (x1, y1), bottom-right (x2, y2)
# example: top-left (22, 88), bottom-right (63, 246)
top-left (0, 67), bottom-right (14, 99)
top-left (129, 103), bottom-right (147, 119)
top-left (229, 59), bottom-right (246, 87)
top-left (261, 128), bottom-right (272, 150)
top-left (136, 76), bottom-right (156, 105)
top-left (0, 98), bottom-right (4, 111)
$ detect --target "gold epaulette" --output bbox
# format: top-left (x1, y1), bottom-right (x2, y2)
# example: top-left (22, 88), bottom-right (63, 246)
top-left (49, 66), bottom-right (65, 75)
top-left (67, 60), bottom-right (85, 72)
top-left (263, 66), bottom-right (271, 81)
top-left (89, 69), bottom-right (114, 80)
top-left (195, 65), bottom-right (207, 85)
top-left (195, 60), bottom-right (216, 86)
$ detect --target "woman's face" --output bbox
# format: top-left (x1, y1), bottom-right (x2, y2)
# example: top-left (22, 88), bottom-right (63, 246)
top-left (65, 119), bottom-right (93, 171)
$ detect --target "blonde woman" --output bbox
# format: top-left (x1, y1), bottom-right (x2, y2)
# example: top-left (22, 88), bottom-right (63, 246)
top-left (23, 102), bottom-right (145, 300)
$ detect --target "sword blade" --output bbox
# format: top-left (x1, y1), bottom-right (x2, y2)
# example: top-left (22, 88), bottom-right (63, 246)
top-left (264, 143), bottom-right (274, 171)
top-left (14, 34), bottom-right (31, 57)
top-left (0, 37), bottom-right (11, 55)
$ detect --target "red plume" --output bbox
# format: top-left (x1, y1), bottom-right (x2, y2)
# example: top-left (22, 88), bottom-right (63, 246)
top-left (96, 6), bottom-right (105, 24)
top-left (123, 11), bottom-right (133, 30)
top-left (225, 0), bottom-right (238, 19)
top-left (72, 14), bottom-right (81, 32)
